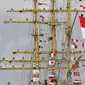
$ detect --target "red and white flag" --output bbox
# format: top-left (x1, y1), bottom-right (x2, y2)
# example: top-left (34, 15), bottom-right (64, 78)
top-left (80, 5), bottom-right (85, 9)
top-left (72, 59), bottom-right (81, 84)
top-left (39, 40), bottom-right (46, 42)
top-left (48, 67), bottom-right (55, 72)
top-left (30, 80), bottom-right (33, 82)
top-left (74, 72), bottom-right (80, 76)
top-left (74, 80), bottom-right (81, 84)
top-left (48, 74), bottom-right (55, 80)
top-left (71, 44), bottom-right (77, 49)
top-left (39, 40), bottom-right (42, 42)
top-left (49, 60), bottom-right (55, 65)
top-left (44, 40), bottom-right (46, 42)
top-left (73, 71), bottom-right (81, 84)
top-left (72, 64), bottom-right (80, 69)
top-left (79, 16), bottom-right (85, 39)
top-left (82, 43), bottom-right (85, 48)
top-left (44, 80), bottom-right (48, 82)
top-left (72, 39), bottom-right (79, 42)
top-left (40, 15), bottom-right (44, 19)
top-left (48, 75), bottom-right (55, 78)
top-left (51, 53), bottom-right (56, 58)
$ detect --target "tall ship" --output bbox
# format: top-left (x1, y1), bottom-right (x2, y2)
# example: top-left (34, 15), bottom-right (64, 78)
top-left (2, 0), bottom-right (85, 85)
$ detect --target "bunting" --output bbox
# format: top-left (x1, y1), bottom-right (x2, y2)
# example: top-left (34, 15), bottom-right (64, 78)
top-left (82, 43), bottom-right (85, 48)
top-left (80, 5), bottom-right (85, 9)
top-left (74, 72), bottom-right (80, 76)
top-left (48, 67), bottom-right (55, 72)
top-left (48, 74), bottom-right (55, 80)
top-left (40, 15), bottom-right (44, 19)
top-left (39, 40), bottom-right (46, 42)
top-left (49, 60), bottom-right (55, 65)
top-left (73, 70), bottom-right (81, 84)
top-left (72, 39), bottom-right (79, 42)
top-left (72, 64), bottom-right (80, 69)
top-left (51, 53), bottom-right (56, 58)
top-left (71, 57), bottom-right (81, 84)
top-left (71, 44), bottom-right (77, 49)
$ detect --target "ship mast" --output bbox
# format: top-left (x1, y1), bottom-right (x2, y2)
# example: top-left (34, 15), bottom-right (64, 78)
top-left (32, 0), bottom-right (39, 84)
top-left (2, 0), bottom-right (85, 85)
top-left (66, 0), bottom-right (72, 85)
top-left (51, 0), bottom-right (56, 84)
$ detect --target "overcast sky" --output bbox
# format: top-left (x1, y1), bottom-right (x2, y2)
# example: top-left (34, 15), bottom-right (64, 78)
top-left (0, 1), bottom-right (34, 85)
top-left (0, 0), bottom-right (85, 85)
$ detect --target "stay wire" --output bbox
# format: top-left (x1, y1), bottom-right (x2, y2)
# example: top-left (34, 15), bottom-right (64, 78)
top-left (18, 13), bottom-right (26, 85)
top-left (57, 3), bottom-right (66, 83)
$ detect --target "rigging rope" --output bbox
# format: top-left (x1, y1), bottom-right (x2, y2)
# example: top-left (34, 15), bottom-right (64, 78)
top-left (24, 23), bottom-right (34, 83)
top-left (19, 1), bottom-right (33, 82)
top-left (56, 1), bottom-right (68, 83)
